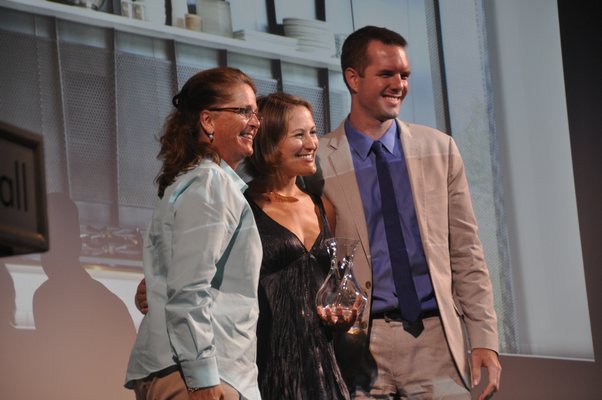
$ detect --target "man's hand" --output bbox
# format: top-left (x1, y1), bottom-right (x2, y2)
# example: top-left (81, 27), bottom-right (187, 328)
top-left (135, 278), bottom-right (148, 314)
top-left (188, 384), bottom-right (225, 400)
top-left (471, 347), bottom-right (501, 400)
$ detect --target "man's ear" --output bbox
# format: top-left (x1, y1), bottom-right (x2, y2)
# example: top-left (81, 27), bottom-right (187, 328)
top-left (199, 109), bottom-right (214, 134)
top-left (344, 67), bottom-right (360, 94)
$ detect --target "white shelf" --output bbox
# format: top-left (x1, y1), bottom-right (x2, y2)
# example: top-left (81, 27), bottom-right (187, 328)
top-left (0, 0), bottom-right (340, 71)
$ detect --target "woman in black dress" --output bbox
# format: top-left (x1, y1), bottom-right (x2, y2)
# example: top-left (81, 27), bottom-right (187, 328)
top-left (245, 92), bottom-right (351, 400)
top-left (134, 92), bottom-right (355, 399)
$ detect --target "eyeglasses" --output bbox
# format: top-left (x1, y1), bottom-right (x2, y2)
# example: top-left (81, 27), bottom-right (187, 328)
top-left (208, 107), bottom-right (261, 121)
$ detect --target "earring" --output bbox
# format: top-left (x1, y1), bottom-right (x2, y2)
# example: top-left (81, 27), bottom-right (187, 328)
top-left (207, 132), bottom-right (214, 143)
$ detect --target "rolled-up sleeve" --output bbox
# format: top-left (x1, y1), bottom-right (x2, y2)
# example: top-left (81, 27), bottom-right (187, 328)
top-left (164, 172), bottom-right (234, 389)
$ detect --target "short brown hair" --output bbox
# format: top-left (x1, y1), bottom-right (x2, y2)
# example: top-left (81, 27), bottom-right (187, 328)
top-left (341, 26), bottom-right (408, 92)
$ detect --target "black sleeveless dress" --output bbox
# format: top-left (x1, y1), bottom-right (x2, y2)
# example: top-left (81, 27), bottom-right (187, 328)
top-left (247, 193), bottom-right (350, 400)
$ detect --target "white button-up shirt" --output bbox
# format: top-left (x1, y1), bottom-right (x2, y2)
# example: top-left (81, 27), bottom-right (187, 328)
top-left (125, 159), bottom-right (262, 400)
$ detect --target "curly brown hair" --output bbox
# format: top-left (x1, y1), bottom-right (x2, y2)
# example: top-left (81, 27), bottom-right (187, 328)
top-left (247, 92), bottom-right (313, 180)
top-left (155, 67), bottom-right (256, 197)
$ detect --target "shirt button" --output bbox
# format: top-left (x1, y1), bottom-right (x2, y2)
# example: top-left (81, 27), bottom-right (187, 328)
top-left (365, 281), bottom-right (372, 290)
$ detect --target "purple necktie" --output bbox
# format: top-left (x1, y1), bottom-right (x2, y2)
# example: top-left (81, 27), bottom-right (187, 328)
top-left (372, 141), bottom-right (422, 331)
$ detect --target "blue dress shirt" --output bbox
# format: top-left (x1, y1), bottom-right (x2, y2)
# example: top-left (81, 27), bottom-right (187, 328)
top-left (125, 159), bottom-right (262, 400)
top-left (345, 119), bottom-right (437, 314)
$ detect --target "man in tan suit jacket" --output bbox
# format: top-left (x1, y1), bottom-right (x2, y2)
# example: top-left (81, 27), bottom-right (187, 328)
top-left (308, 26), bottom-right (501, 400)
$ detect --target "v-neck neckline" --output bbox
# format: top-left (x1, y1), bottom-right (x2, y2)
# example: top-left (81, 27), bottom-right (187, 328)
top-left (248, 195), bottom-right (323, 253)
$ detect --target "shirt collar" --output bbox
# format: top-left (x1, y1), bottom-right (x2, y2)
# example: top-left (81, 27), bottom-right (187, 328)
top-left (345, 118), bottom-right (399, 160)
top-left (378, 121), bottom-right (399, 155)
top-left (220, 159), bottom-right (248, 193)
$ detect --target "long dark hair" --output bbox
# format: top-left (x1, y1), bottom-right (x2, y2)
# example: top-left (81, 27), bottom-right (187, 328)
top-left (155, 67), bottom-right (256, 197)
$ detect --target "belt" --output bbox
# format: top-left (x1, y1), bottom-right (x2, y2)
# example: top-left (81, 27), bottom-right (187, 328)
top-left (372, 308), bottom-right (439, 337)
top-left (372, 308), bottom-right (439, 322)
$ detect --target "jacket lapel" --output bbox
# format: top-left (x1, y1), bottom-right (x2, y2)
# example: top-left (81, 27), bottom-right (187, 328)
top-left (321, 124), bottom-right (371, 264)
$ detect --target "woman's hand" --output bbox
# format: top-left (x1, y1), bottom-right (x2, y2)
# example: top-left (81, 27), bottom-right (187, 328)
top-left (317, 304), bottom-right (358, 331)
top-left (135, 278), bottom-right (148, 314)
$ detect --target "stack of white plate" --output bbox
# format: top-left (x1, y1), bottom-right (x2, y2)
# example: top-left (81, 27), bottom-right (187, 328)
top-left (233, 30), bottom-right (299, 53)
top-left (283, 18), bottom-right (336, 56)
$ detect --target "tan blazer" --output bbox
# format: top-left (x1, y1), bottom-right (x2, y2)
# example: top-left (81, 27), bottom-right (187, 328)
top-left (311, 119), bottom-right (499, 387)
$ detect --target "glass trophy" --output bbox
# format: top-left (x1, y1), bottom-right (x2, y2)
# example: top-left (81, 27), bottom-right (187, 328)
top-left (316, 237), bottom-right (367, 333)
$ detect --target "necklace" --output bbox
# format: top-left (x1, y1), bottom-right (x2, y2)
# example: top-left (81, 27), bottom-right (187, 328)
top-left (261, 191), bottom-right (299, 203)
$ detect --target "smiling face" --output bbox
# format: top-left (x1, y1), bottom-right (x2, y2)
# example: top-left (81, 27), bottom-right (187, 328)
top-left (346, 40), bottom-right (410, 128)
top-left (201, 83), bottom-right (260, 168)
top-left (277, 105), bottom-right (318, 178)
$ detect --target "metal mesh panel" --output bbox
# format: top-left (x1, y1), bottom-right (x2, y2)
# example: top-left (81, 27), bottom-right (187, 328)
top-left (115, 52), bottom-right (176, 209)
top-left (282, 82), bottom-right (327, 136)
top-left (37, 32), bottom-right (70, 194)
top-left (174, 42), bottom-right (220, 90)
top-left (0, 29), bottom-right (42, 132)
top-left (0, 24), bottom-right (69, 194)
top-left (253, 77), bottom-right (278, 98)
top-left (176, 65), bottom-right (198, 91)
top-left (177, 64), bottom-right (278, 103)
top-left (328, 88), bottom-right (349, 133)
top-left (59, 41), bottom-right (116, 209)
top-left (176, 63), bottom-right (215, 91)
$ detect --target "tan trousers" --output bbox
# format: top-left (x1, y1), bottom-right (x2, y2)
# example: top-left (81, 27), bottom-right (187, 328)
top-left (353, 316), bottom-right (470, 400)
top-left (132, 367), bottom-right (240, 400)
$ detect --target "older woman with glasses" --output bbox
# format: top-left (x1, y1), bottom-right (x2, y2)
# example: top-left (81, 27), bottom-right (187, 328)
top-left (125, 67), bottom-right (263, 400)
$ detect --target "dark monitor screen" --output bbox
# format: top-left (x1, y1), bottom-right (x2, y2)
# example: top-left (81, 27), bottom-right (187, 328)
top-left (0, 121), bottom-right (48, 257)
